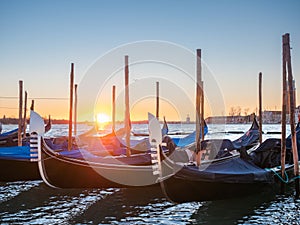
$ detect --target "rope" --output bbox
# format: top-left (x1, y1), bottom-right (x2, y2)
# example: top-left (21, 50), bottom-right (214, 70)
top-left (290, 176), bottom-right (300, 182)
top-left (265, 167), bottom-right (300, 183)
top-left (266, 168), bottom-right (289, 183)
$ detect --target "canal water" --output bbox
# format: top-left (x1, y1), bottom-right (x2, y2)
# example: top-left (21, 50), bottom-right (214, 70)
top-left (0, 123), bottom-right (299, 224)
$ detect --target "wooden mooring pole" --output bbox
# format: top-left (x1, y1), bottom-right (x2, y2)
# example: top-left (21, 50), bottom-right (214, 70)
top-left (281, 34), bottom-right (288, 194)
top-left (74, 84), bottom-right (78, 136)
top-left (68, 63), bottom-right (74, 151)
top-left (30, 100), bottom-right (34, 111)
top-left (293, 80), bottom-right (296, 109)
top-left (258, 72), bottom-right (263, 144)
top-left (285, 33), bottom-right (299, 198)
top-left (201, 80), bottom-right (205, 141)
top-left (125, 55), bottom-right (131, 157)
top-left (156, 81), bottom-right (159, 119)
top-left (112, 85), bottom-right (116, 133)
top-left (195, 49), bottom-right (202, 152)
top-left (18, 80), bottom-right (23, 146)
top-left (22, 91), bottom-right (27, 138)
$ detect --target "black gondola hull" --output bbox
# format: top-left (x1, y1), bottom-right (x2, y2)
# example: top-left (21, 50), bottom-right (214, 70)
top-left (40, 140), bottom-right (160, 188)
top-left (0, 158), bottom-right (40, 181)
top-left (160, 159), bottom-right (296, 203)
top-left (162, 174), bottom-right (273, 202)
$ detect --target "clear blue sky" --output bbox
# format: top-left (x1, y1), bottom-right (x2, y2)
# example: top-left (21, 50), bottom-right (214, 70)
top-left (0, 0), bottom-right (299, 120)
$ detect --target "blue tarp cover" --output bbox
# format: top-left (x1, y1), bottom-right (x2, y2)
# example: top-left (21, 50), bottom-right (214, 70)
top-left (177, 157), bottom-right (272, 183)
top-left (232, 118), bottom-right (259, 149)
top-left (58, 149), bottom-right (101, 159)
top-left (286, 122), bottom-right (300, 156)
top-left (173, 125), bottom-right (208, 147)
top-left (0, 140), bottom-right (100, 161)
top-left (232, 129), bottom-right (259, 149)
top-left (0, 145), bottom-right (32, 160)
top-left (0, 128), bottom-right (18, 137)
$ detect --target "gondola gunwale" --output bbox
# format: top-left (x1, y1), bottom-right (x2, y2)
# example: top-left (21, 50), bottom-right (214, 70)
top-left (41, 137), bottom-right (153, 169)
top-left (39, 136), bottom-right (161, 188)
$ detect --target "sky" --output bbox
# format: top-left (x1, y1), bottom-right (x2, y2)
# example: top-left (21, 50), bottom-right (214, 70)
top-left (0, 0), bottom-right (299, 122)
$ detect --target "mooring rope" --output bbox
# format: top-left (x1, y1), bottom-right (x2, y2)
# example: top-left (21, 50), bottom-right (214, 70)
top-left (265, 167), bottom-right (300, 184)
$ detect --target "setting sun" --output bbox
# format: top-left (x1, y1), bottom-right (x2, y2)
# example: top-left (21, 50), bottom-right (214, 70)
top-left (96, 113), bottom-right (110, 124)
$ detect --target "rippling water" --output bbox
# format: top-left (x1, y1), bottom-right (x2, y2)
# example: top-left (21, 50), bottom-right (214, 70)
top-left (0, 123), bottom-right (299, 224)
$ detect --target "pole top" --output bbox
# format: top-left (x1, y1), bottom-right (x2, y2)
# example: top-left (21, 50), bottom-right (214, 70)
top-left (125, 55), bottom-right (129, 66)
top-left (196, 49), bottom-right (201, 57)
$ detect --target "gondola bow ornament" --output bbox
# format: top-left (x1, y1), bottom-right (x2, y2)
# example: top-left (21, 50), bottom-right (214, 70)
top-left (148, 113), bottom-right (165, 179)
top-left (29, 110), bottom-right (56, 188)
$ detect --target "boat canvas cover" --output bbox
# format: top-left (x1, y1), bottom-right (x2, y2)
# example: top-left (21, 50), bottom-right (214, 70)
top-left (250, 123), bottom-right (299, 168)
top-left (57, 148), bottom-right (102, 159)
top-left (43, 139), bottom-right (152, 165)
top-left (232, 118), bottom-right (259, 149)
top-left (0, 145), bottom-right (32, 160)
top-left (286, 122), bottom-right (300, 157)
top-left (0, 128), bottom-right (18, 137)
top-left (172, 125), bottom-right (208, 147)
top-left (44, 139), bottom-right (104, 159)
top-left (0, 138), bottom-right (98, 161)
top-left (232, 128), bottom-right (259, 149)
top-left (176, 157), bottom-right (273, 184)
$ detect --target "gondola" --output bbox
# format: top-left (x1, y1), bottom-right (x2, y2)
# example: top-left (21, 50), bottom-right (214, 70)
top-left (200, 116), bottom-right (260, 160)
top-left (0, 126), bottom-right (141, 182)
top-left (37, 138), bottom-right (160, 188)
top-left (28, 110), bottom-right (165, 187)
top-left (0, 116), bottom-right (51, 147)
top-left (171, 116), bottom-right (260, 164)
top-left (0, 116), bottom-right (52, 181)
top-left (153, 117), bottom-right (300, 203)
top-left (0, 128), bottom-right (18, 147)
top-left (0, 145), bottom-right (41, 181)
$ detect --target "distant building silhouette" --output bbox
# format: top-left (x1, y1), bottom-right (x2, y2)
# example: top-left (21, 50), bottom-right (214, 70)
top-left (205, 106), bottom-right (300, 124)
top-left (186, 114), bottom-right (191, 123)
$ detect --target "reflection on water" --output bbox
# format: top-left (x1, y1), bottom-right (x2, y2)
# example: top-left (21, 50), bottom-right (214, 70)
top-left (190, 188), bottom-right (300, 225)
top-left (0, 183), bottom-right (117, 224)
top-left (71, 186), bottom-right (201, 225)
top-left (0, 181), bottom-right (299, 224)
top-left (191, 191), bottom-right (276, 225)
top-left (240, 194), bottom-right (300, 224)
top-left (0, 124), bottom-right (299, 224)
top-left (0, 181), bottom-right (42, 203)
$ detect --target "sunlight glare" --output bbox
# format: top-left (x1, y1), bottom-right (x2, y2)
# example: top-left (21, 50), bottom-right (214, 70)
top-left (96, 113), bottom-right (110, 124)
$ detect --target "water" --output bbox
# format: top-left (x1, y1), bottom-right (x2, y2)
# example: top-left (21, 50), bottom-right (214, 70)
top-left (0, 123), bottom-right (299, 224)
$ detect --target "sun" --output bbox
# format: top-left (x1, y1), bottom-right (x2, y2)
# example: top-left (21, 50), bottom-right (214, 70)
top-left (96, 113), bottom-right (110, 124)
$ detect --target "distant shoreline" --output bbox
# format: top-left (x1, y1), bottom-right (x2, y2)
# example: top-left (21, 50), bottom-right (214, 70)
top-left (0, 118), bottom-right (275, 125)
